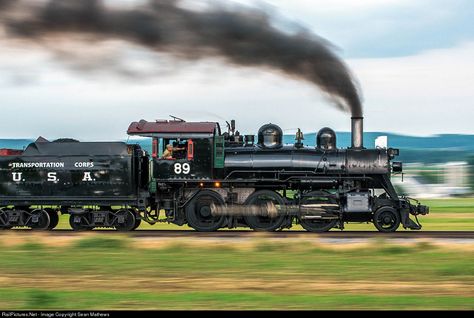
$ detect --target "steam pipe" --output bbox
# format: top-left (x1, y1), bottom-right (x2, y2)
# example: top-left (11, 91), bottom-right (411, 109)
top-left (351, 116), bottom-right (364, 149)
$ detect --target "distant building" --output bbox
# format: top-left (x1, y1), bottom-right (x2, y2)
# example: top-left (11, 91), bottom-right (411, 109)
top-left (393, 162), bottom-right (470, 198)
top-left (442, 162), bottom-right (470, 196)
top-left (444, 162), bottom-right (468, 188)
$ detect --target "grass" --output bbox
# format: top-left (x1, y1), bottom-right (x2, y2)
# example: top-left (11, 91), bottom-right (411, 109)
top-left (0, 289), bottom-right (472, 310)
top-left (0, 236), bottom-right (472, 310)
top-left (74, 236), bottom-right (128, 249)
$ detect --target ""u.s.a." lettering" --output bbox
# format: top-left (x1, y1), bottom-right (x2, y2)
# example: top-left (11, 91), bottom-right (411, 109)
top-left (11, 172), bottom-right (96, 182)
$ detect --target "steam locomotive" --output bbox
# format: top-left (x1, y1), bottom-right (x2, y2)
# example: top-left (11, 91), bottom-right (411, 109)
top-left (0, 117), bottom-right (428, 232)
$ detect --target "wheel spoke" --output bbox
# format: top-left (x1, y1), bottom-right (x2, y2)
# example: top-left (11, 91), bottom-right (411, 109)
top-left (244, 190), bottom-right (286, 231)
top-left (298, 191), bottom-right (338, 233)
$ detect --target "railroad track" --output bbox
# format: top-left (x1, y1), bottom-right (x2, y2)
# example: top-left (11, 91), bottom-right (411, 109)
top-left (132, 230), bottom-right (474, 239)
top-left (3, 230), bottom-right (473, 239)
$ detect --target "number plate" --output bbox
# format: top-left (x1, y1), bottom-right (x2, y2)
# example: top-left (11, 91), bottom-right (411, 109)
top-left (173, 163), bottom-right (191, 175)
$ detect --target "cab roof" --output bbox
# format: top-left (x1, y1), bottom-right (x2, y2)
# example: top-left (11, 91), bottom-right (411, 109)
top-left (127, 119), bottom-right (219, 138)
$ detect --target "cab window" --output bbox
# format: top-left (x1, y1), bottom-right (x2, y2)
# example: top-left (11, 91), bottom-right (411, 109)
top-left (159, 138), bottom-right (188, 160)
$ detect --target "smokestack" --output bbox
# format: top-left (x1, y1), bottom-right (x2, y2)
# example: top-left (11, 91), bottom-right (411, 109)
top-left (351, 116), bottom-right (363, 149)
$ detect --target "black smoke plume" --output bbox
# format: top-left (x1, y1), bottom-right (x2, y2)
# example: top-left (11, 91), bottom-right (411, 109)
top-left (0, 0), bottom-right (362, 116)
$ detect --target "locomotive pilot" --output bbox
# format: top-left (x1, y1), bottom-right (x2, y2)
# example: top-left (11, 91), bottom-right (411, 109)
top-left (161, 144), bottom-right (185, 159)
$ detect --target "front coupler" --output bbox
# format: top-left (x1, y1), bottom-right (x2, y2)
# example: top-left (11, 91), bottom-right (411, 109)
top-left (399, 197), bottom-right (429, 230)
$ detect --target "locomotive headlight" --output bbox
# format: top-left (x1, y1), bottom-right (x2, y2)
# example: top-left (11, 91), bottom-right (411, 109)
top-left (388, 148), bottom-right (400, 159)
top-left (392, 161), bottom-right (403, 173)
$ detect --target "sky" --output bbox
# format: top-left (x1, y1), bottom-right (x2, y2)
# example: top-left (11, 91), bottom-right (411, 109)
top-left (1, 0), bottom-right (473, 140)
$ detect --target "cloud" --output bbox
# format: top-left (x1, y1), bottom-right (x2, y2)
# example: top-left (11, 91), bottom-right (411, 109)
top-left (237, 0), bottom-right (474, 58)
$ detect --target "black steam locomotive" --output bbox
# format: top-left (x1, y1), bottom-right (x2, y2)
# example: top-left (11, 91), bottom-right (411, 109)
top-left (0, 117), bottom-right (428, 232)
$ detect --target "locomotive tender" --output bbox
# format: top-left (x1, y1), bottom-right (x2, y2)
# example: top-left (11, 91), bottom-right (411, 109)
top-left (0, 117), bottom-right (428, 232)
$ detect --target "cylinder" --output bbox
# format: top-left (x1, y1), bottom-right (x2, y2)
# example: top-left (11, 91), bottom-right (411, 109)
top-left (351, 117), bottom-right (364, 149)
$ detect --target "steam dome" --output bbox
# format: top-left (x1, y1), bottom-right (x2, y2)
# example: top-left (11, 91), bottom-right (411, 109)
top-left (317, 127), bottom-right (337, 150)
top-left (257, 124), bottom-right (283, 149)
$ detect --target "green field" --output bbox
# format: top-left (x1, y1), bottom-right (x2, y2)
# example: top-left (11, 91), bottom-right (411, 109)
top-left (0, 235), bottom-right (472, 310)
top-left (51, 197), bottom-right (474, 231)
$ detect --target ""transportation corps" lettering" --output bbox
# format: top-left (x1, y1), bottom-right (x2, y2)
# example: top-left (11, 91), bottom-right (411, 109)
top-left (10, 162), bottom-right (65, 169)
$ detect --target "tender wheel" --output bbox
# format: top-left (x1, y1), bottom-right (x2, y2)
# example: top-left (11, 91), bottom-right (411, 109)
top-left (0, 208), bottom-right (12, 230)
top-left (114, 209), bottom-right (137, 232)
top-left (298, 191), bottom-right (338, 233)
top-left (373, 207), bottom-right (401, 233)
top-left (185, 190), bottom-right (225, 232)
top-left (45, 208), bottom-right (59, 230)
top-left (28, 209), bottom-right (51, 231)
top-left (129, 209), bottom-right (142, 230)
top-left (132, 218), bottom-right (142, 230)
top-left (69, 214), bottom-right (92, 231)
top-left (243, 190), bottom-right (286, 232)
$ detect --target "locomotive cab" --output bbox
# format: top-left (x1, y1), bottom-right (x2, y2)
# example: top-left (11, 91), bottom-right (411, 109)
top-left (127, 118), bottom-right (222, 181)
top-left (152, 137), bottom-right (212, 179)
